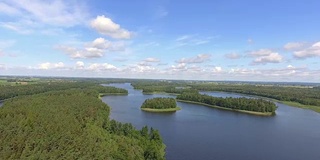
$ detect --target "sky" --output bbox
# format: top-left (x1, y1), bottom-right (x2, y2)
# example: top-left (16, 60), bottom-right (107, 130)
top-left (0, 0), bottom-right (320, 82)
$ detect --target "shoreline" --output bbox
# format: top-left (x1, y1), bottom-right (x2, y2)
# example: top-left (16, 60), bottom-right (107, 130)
top-left (176, 99), bottom-right (274, 116)
top-left (141, 107), bottom-right (181, 112)
top-left (143, 92), bottom-right (179, 96)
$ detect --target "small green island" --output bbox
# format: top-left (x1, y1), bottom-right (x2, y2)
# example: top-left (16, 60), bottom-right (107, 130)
top-left (141, 97), bottom-right (181, 112)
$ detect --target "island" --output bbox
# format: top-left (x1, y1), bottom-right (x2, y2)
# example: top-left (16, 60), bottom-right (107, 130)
top-left (141, 97), bottom-right (181, 112)
top-left (176, 93), bottom-right (277, 116)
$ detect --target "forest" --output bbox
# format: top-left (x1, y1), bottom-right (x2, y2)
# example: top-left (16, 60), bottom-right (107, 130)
top-left (177, 93), bottom-right (277, 114)
top-left (141, 98), bottom-right (177, 109)
top-left (0, 86), bottom-right (165, 159)
top-left (190, 83), bottom-right (320, 106)
top-left (0, 82), bottom-right (127, 101)
top-left (130, 80), bottom-right (320, 112)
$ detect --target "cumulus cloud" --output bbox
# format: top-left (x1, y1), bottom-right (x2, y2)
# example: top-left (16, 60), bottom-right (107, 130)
top-left (284, 42), bottom-right (307, 51)
top-left (38, 62), bottom-right (64, 70)
top-left (75, 61), bottom-right (84, 69)
top-left (57, 46), bottom-right (104, 59)
top-left (170, 63), bottom-right (187, 72)
top-left (87, 63), bottom-right (117, 71)
top-left (130, 65), bottom-right (156, 73)
top-left (57, 38), bottom-right (126, 59)
top-left (293, 41), bottom-right (320, 59)
top-left (89, 37), bottom-right (125, 51)
top-left (213, 66), bottom-right (222, 73)
top-left (91, 15), bottom-right (132, 39)
top-left (176, 54), bottom-right (211, 64)
top-left (225, 53), bottom-right (241, 59)
top-left (248, 49), bottom-right (283, 65)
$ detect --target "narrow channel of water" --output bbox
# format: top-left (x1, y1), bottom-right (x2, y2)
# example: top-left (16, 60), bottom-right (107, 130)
top-left (101, 83), bottom-right (320, 160)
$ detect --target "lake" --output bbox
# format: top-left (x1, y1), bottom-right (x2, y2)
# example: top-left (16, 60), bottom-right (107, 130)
top-left (101, 83), bottom-right (320, 160)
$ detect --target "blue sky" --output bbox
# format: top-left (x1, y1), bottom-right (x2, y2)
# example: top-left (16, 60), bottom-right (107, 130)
top-left (0, 0), bottom-right (320, 82)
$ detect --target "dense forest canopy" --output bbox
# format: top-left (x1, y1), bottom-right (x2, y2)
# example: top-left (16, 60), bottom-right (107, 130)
top-left (177, 93), bottom-right (277, 114)
top-left (0, 82), bottom-right (127, 101)
top-left (190, 84), bottom-right (320, 106)
top-left (141, 98), bottom-right (177, 109)
top-left (0, 87), bottom-right (165, 159)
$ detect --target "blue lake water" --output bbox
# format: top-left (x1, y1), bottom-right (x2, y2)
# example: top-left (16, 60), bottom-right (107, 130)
top-left (101, 83), bottom-right (320, 160)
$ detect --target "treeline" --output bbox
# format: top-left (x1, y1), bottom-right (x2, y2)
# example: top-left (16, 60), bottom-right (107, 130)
top-left (141, 98), bottom-right (177, 109)
top-left (0, 89), bottom-right (165, 159)
top-left (131, 81), bottom-right (198, 94)
top-left (177, 93), bottom-right (277, 113)
top-left (191, 84), bottom-right (320, 106)
top-left (109, 120), bottom-right (164, 159)
top-left (0, 82), bottom-right (128, 100)
top-left (90, 85), bottom-right (128, 94)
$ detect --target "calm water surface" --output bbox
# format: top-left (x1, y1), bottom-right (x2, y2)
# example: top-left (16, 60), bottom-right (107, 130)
top-left (101, 83), bottom-right (320, 160)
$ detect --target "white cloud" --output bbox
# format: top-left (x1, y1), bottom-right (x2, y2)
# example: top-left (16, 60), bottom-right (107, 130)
top-left (248, 49), bottom-right (283, 65)
top-left (57, 45), bottom-right (104, 59)
top-left (38, 62), bottom-right (64, 70)
top-left (0, 22), bottom-right (33, 34)
top-left (0, 64), bottom-right (6, 70)
top-left (293, 41), bottom-right (320, 59)
top-left (1, 0), bottom-right (88, 27)
top-left (144, 58), bottom-right (160, 63)
top-left (249, 49), bottom-right (273, 57)
top-left (176, 54), bottom-right (211, 64)
top-left (173, 34), bottom-right (213, 48)
top-left (284, 42), bottom-right (307, 51)
top-left (253, 53), bottom-right (283, 64)
top-left (75, 61), bottom-right (84, 69)
top-left (213, 66), bottom-right (222, 73)
top-left (130, 65), bottom-right (156, 73)
top-left (170, 63), bottom-right (187, 72)
top-left (287, 65), bottom-right (294, 69)
top-left (87, 63), bottom-right (117, 71)
top-left (57, 38), bottom-right (126, 59)
top-left (91, 15), bottom-right (132, 39)
top-left (0, 2), bottom-right (20, 15)
top-left (225, 53), bottom-right (241, 59)
top-left (89, 37), bottom-right (125, 51)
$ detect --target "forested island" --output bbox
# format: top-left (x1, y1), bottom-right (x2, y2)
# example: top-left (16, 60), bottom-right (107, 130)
top-left (141, 98), bottom-right (181, 112)
top-left (0, 83), bottom-right (165, 159)
top-left (177, 93), bottom-right (277, 116)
